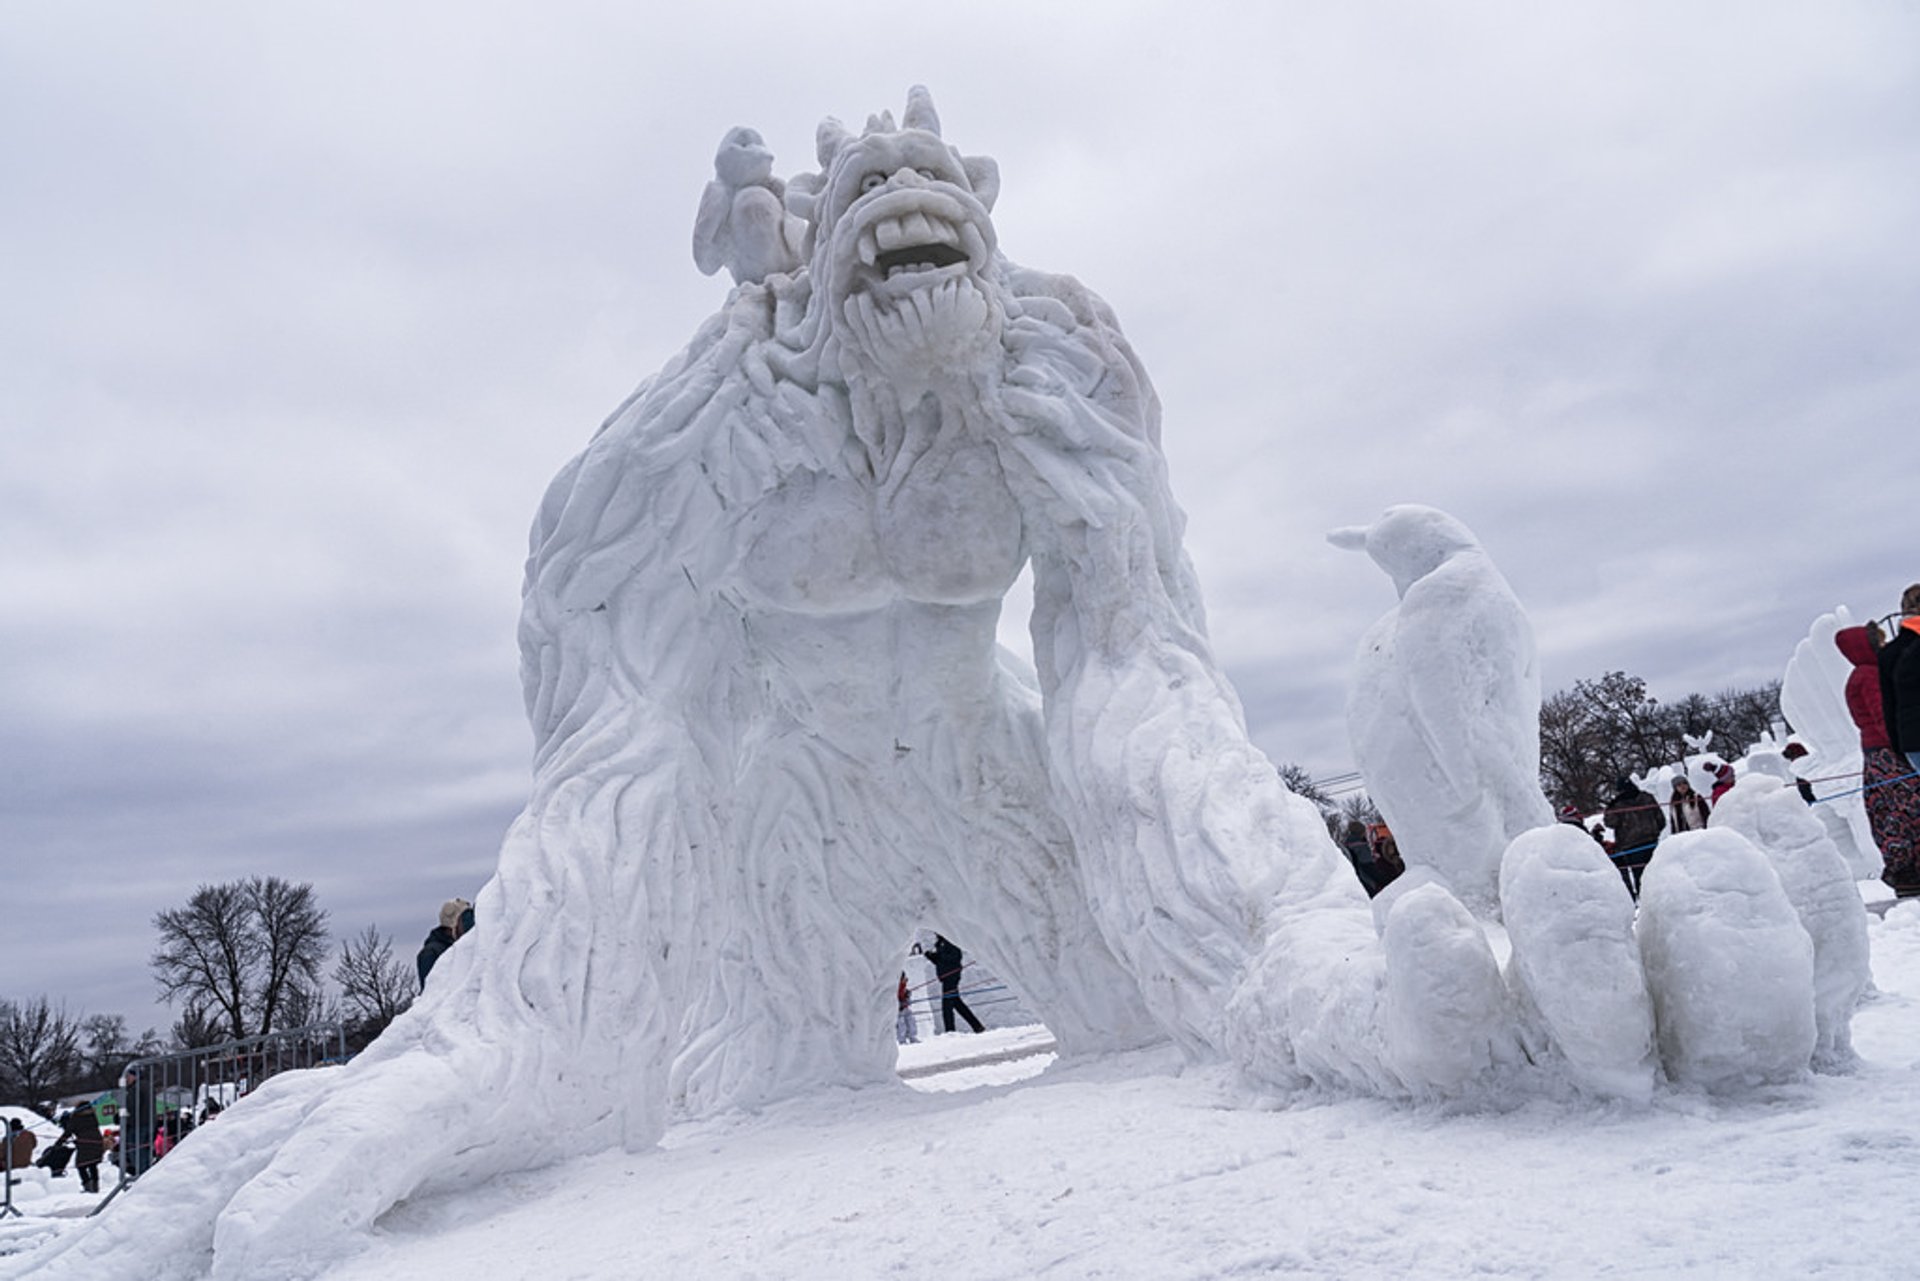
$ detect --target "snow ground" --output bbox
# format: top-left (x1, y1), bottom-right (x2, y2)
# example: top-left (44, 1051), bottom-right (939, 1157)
top-left (10, 901), bottom-right (1920, 1279)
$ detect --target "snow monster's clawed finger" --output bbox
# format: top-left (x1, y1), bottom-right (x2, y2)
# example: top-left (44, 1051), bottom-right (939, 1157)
top-left (210, 1050), bottom-right (473, 1280)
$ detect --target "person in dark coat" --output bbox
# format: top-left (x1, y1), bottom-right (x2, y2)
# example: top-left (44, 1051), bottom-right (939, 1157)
top-left (416, 897), bottom-right (472, 990)
top-left (121, 1068), bottom-right (156, 1179)
top-left (1340, 820), bottom-right (1384, 897)
top-left (1604, 776), bottom-right (1666, 898)
top-left (36, 1132), bottom-right (73, 1177)
top-left (60, 1101), bottom-right (105, 1193)
top-left (1845, 621), bottom-right (1920, 896)
top-left (914, 934), bottom-right (985, 1034)
top-left (1880, 584), bottom-right (1920, 776)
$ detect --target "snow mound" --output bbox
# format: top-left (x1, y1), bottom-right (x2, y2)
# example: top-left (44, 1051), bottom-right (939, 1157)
top-left (1637, 829), bottom-right (1816, 1089)
top-left (1499, 824), bottom-right (1656, 1102)
top-left (1707, 774), bottom-right (1870, 1068)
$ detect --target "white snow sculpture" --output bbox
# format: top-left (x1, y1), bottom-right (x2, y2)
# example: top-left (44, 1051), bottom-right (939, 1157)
top-left (1379, 884), bottom-right (1516, 1092)
top-left (1780, 605), bottom-right (1880, 879)
top-left (692, 126), bottom-right (806, 286)
top-left (1638, 829), bottom-right (1817, 1088)
top-left (1499, 825), bottom-right (1657, 1102)
top-left (1707, 774), bottom-right (1870, 1068)
top-left (1329, 505), bottom-right (1554, 915)
top-left (20, 89), bottom-right (1835, 1281)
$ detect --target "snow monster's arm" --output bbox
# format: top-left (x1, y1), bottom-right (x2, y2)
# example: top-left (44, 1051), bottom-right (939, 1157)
top-left (987, 266), bottom-right (1370, 1060)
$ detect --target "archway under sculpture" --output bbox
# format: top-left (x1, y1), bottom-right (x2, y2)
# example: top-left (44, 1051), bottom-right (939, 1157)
top-left (32, 88), bottom-right (1855, 1281)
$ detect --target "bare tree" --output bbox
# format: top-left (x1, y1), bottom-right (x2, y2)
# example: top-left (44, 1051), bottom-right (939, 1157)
top-left (170, 1004), bottom-right (227, 1050)
top-left (1711, 681), bottom-right (1784, 757)
top-left (1337, 792), bottom-right (1382, 828)
top-left (1538, 671), bottom-right (1785, 812)
top-left (333, 925), bottom-right (414, 1047)
top-left (0, 996), bottom-right (84, 1107)
top-left (251, 876), bottom-right (330, 1034)
top-left (75, 1013), bottom-right (163, 1092)
top-left (151, 877), bottom-right (332, 1041)
top-left (1277, 762), bottom-right (1333, 813)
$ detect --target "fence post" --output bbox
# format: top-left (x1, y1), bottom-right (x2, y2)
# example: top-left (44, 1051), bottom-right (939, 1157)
top-left (92, 1020), bottom-right (345, 1216)
top-left (1, 1120), bottom-right (20, 1219)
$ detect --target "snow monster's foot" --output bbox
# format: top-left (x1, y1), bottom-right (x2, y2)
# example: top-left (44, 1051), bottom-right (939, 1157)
top-left (20, 1027), bottom-right (604, 1281)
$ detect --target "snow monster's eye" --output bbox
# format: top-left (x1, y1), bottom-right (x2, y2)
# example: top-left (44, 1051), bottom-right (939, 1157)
top-left (860, 172), bottom-right (887, 194)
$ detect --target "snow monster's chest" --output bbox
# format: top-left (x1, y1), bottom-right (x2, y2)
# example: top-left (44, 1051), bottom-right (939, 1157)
top-left (736, 440), bottom-right (1024, 612)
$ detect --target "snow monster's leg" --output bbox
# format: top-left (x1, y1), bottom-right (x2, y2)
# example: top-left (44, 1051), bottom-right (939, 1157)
top-left (667, 735), bottom-right (922, 1117)
top-left (30, 735), bottom-right (718, 1281)
top-left (907, 680), bottom-right (1165, 1058)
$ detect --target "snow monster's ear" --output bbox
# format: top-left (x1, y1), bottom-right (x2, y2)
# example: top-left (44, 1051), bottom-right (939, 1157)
top-left (962, 153), bottom-right (999, 212)
top-left (1327, 525), bottom-right (1369, 551)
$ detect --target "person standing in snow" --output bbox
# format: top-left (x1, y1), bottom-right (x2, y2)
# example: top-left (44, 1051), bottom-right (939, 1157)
top-left (895, 972), bottom-right (919, 1045)
top-left (122, 1066), bottom-right (156, 1178)
top-left (1880, 584), bottom-right (1920, 777)
top-left (61, 1100), bottom-right (105, 1194)
top-left (913, 934), bottom-right (985, 1034)
top-left (1669, 776), bottom-right (1711, 833)
top-left (1705, 760), bottom-right (1737, 805)
top-left (1846, 619), bottom-right (1920, 896)
top-left (1340, 820), bottom-right (1385, 897)
top-left (1604, 777), bottom-right (1666, 897)
top-left (416, 897), bottom-right (472, 990)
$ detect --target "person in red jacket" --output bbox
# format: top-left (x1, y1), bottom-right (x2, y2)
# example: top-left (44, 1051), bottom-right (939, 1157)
top-left (1705, 760), bottom-right (1737, 805)
top-left (1842, 622), bottom-right (1920, 896)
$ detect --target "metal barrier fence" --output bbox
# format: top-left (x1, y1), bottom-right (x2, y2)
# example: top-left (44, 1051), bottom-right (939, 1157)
top-left (1, 1120), bottom-right (21, 1219)
top-left (101, 1022), bottom-right (346, 1210)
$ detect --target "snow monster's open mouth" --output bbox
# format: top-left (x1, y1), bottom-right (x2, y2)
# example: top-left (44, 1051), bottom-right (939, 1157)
top-left (859, 210), bottom-right (975, 281)
top-left (835, 190), bottom-right (993, 304)
top-left (873, 241), bottom-right (969, 277)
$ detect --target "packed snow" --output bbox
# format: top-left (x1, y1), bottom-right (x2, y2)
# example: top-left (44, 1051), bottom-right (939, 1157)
top-left (8, 904), bottom-right (1920, 1278)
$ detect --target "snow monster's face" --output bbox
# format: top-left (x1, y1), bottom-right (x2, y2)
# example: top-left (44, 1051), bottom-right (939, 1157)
top-left (811, 126), bottom-right (1004, 385)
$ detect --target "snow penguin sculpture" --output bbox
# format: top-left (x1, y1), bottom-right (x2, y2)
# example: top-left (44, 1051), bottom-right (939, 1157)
top-left (1329, 505), bottom-right (1555, 916)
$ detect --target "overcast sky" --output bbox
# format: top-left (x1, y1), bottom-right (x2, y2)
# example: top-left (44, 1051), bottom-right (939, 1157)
top-left (5, 1), bottom-right (1917, 1039)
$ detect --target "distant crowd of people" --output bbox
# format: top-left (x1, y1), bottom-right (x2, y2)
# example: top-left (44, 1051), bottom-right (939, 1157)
top-left (8, 1099), bottom-right (140, 1196)
top-left (1330, 583), bottom-right (1920, 904)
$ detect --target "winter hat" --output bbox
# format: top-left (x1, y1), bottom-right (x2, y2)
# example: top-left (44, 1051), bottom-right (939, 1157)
top-left (439, 898), bottom-right (472, 931)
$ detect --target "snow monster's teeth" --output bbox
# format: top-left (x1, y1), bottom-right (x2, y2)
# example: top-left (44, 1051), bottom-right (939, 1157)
top-left (858, 228), bottom-right (879, 268)
top-left (899, 212), bottom-right (936, 247)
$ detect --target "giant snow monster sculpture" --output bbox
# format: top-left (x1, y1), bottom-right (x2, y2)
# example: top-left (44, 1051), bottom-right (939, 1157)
top-left (26, 90), bottom-right (1856, 1281)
